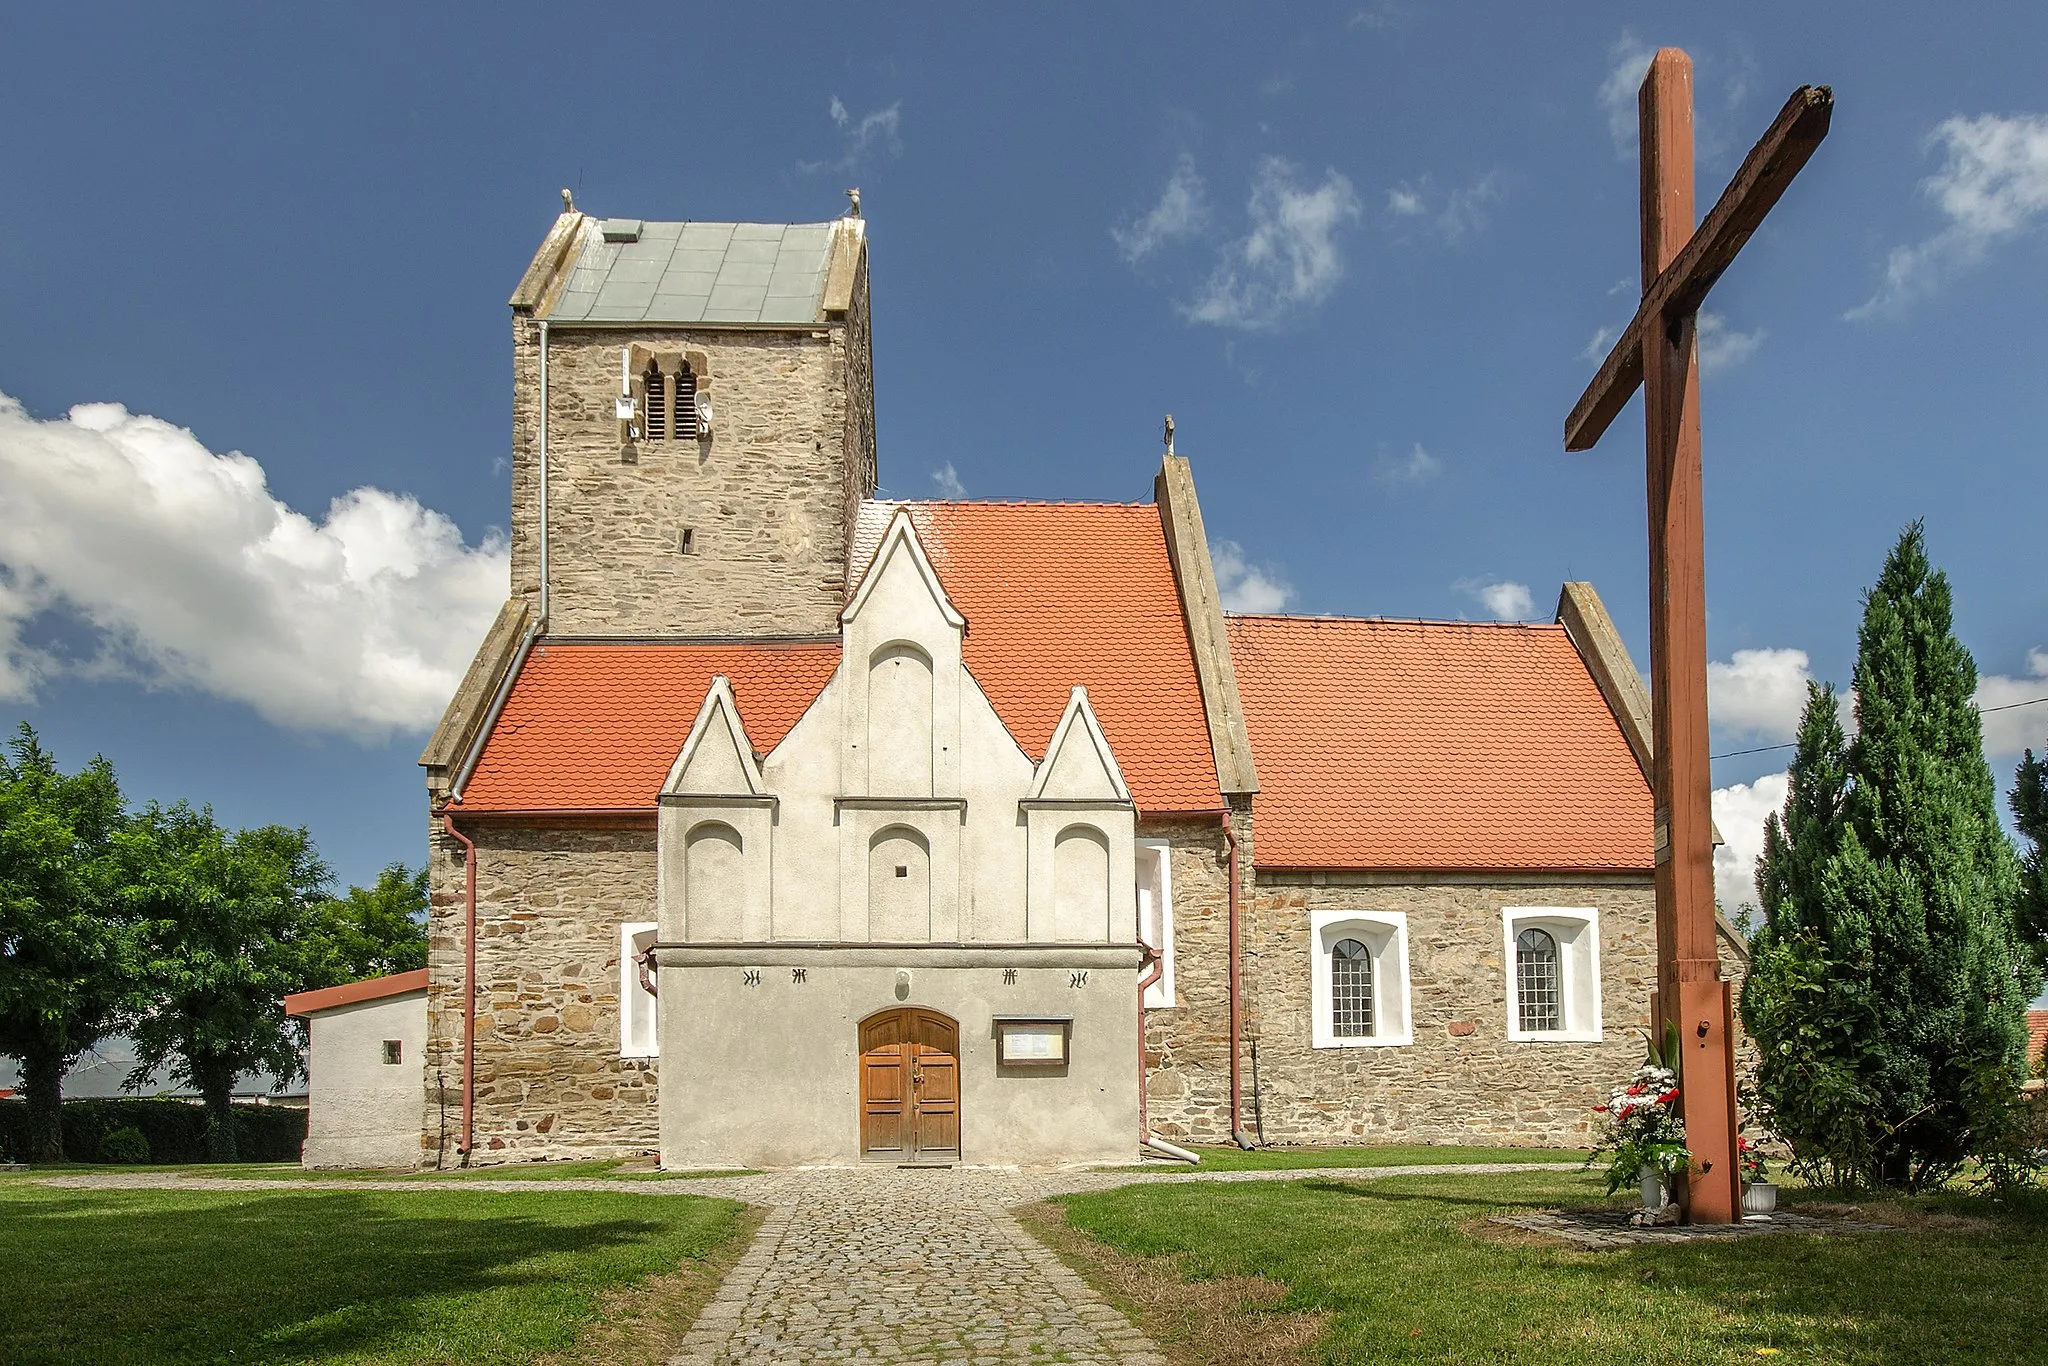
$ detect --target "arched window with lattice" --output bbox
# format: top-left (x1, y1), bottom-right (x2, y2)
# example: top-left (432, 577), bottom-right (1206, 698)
top-left (1514, 927), bottom-right (1563, 1033)
top-left (1330, 937), bottom-right (1375, 1038)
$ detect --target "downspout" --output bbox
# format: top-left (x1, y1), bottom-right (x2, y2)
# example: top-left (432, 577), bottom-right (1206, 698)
top-left (1222, 811), bottom-right (1252, 1150)
top-left (1137, 940), bottom-right (1198, 1164)
top-left (442, 812), bottom-right (478, 1165)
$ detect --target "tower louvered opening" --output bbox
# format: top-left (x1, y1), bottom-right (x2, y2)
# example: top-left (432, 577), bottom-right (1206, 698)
top-left (643, 365), bottom-right (667, 441)
top-left (674, 366), bottom-right (698, 437)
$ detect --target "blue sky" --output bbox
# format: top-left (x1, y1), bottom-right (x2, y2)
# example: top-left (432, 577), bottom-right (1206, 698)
top-left (2, 3), bottom-right (2044, 942)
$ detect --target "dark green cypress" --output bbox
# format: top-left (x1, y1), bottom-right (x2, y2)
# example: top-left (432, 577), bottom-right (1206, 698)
top-left (1742, 523), bottom-right (2030, 1189)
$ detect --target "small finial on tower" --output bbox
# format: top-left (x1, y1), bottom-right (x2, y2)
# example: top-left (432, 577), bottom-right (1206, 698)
top-left (1163, 414), bottom-right (1176, 457)
top-left (561, 188), bottom-right (576, 213)
top-left (845, 187), bottom-right (862, 218)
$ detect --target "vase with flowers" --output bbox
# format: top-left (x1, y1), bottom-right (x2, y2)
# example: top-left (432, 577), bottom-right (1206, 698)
top-left (1588, 1026), bottom-right (1691, 1210)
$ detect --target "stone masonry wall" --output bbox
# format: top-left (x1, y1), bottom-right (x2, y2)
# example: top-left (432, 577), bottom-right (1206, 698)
top-left (1140, 805), bottom-right (1247, 1144)
top-left (1240, 876), bottom-right (1660, 1146)
top-left (424, 820), bottom-right (660, 1166)
top-left (508, 323), bottom-right (857, 637)
top-left (841, 251), bottom-right (877, 543)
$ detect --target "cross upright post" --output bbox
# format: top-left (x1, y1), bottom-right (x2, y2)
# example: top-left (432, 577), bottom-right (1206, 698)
top-left (1564, 49), bottom-right (1831, 1225)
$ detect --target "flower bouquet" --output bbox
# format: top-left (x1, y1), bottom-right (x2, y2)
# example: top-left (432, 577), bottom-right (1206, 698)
top-left (1589, 1062), bottom-right (1690, 1200)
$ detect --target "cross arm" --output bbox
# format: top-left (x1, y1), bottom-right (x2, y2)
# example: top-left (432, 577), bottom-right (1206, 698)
top-left (1565, 84), bottom-right (1833, 452)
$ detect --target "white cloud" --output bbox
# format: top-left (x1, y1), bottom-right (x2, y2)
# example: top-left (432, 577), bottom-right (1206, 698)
top-left (1384, 171), bottom-right (1509, 242)
top-left (1580, 324), bottom-right (1618, 365)
top-left (1707, 648), bottom-right (1813, 743)
top-left (929, 462), bottom-right (967, 499)
top-left (1453, 577), bottom-right (1536, 621)
top-left (1850, 112), bottom-right (2048, 317)
top-left (1697, 311), bottom-right (1764, 373)
top-left (1184, 158), bottom-right (1362, 330)
top-left (1375, 442), bottom-right (1441, 486)
top-left (1712, 769), bottom-right (1788, 911)
top-left (0, 392), bottom-right (506, 737)
top-left (1978, 647), bottom-right (2048, 758)
top-left (1598, 33), bottom-right (1659, 157)
top-left (800, 97), bottom-right (903, 175)
top-left (1349, 1), bottom-right (1409, 30)
top-left (1113, 154), bottom-right (1210, 263)
top-left (1211, 540), bottom-right (1294, 613)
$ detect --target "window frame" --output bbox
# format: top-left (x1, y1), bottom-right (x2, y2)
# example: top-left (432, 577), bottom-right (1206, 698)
top-left (1501, 907), bottom-right (1603, 1042)
top-left (620, 921), bottom-right (660, 1058)
top-left (1136, 839), bottom-right (1174, 1008)
top-left (1309, 909), bottom-right (1413, 1048)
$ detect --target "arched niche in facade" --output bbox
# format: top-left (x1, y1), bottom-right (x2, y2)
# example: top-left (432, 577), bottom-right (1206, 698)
top-left (866, 641), bottom-right (934, 796)
top-left (684, 821), bottom-right (745, 940)
top-left (1052, 824), bottom-right (1111, 942)
top-left (868, 824), bottom-right (932, 941)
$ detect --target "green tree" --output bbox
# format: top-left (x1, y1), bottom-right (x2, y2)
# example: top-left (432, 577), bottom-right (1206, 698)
top-left (307, 862), bottom-right (428, 980)
top-left (0, 725), bottom-right (134, 1162)
top-left (123, 805), bottom-right (334, 1161)
top-left (2013, 744), bottom-right (2048, 972)
top-left (1741, 524), bottom-right (2032, 1189)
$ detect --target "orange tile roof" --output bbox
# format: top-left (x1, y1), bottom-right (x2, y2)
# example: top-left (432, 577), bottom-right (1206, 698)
top-left (1227, 615), bottom-right (1653, 871)
top-left (458, 641), bottom-right (840, 810)
top-left (851, 502), bottom-right (1221, 812)
top-left (284, 968), bottom-right (429, 1016)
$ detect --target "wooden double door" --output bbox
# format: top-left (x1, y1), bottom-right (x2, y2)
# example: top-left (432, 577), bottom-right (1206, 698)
top-left (858, 1007), bottom-right (960, 1163)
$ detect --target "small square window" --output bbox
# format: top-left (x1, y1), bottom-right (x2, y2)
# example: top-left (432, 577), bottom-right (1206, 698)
top-left (894, 865), bottom-right (909, 878)
top-left (679, 528), bottom-right (696, 555)
top-left (381, 1040), bottom-right (402, 1065)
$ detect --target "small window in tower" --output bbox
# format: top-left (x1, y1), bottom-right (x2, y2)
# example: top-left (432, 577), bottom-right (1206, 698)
top-left (674, 364), bottom-right (699, 437)
top-left (643, 365), bottom-right (667, 441)
top-left (895, 865), bottom-right (909, 878)
top-left (382, 1040), bottom-right (402, 1065)
top-left (678, 527), bottom-right (696, 555)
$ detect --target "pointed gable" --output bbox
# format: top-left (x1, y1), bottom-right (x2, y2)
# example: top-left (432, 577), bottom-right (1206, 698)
top-left (1030, 688), bottom-right (1131, 803)
top-left (663, 676), bottom-right (765, 797)
top-left (848, 501), bottom-right (1221, 813)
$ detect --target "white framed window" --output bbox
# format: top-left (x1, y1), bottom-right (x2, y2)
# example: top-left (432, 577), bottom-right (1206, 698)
top-left (1310, 910), bottom-right (1412, 1047)
top-left (1502, 907), bottom-right (1602, 1042)
top-left (1136, 840), bottom-right (1174, 1008)
top-left (620, 922), bottom-right (659, 1058)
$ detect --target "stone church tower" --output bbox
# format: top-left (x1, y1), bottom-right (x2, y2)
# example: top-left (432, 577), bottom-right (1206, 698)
top-left (505, 204), bottom-right (876, 637)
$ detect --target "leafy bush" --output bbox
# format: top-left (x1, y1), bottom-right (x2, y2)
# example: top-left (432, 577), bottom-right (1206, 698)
top-left (97, 1126), bottom-right (149, 1164)
top-left (0, 1098), bottom-right (303, 1164)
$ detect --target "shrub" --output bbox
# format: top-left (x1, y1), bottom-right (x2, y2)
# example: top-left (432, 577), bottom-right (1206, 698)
top-left (97, 1126), bottom-right (149, 1164)
top-left (0, 1098), bottom-right (304, 1164)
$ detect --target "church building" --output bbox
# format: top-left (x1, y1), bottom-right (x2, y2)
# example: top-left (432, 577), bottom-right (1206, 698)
top-left (412, 200), bottom-right (1743, 1169)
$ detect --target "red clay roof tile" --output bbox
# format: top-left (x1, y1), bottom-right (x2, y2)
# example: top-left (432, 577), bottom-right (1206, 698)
top-left (1227, 615), bottom-right (1653, 870)
top-left (457, 501), bottom-right (1222, 814)
top-left (458, 641), bottom-right (839, 810)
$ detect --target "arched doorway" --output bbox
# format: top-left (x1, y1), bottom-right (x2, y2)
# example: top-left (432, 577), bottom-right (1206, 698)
top-left (857, 1007), bottom-right (960, 1163)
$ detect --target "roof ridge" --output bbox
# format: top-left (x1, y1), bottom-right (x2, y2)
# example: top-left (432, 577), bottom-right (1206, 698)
top-left (863, 498), bottom-right (1155, 510)
top-left (1227, 613), bottom-right (1566, 630)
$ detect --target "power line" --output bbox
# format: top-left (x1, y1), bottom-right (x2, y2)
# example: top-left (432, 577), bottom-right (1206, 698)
top-left (1707, 694), bottom-right (2048, 761)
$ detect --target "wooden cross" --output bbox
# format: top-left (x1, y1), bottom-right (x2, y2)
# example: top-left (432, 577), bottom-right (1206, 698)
top-left (1566, 50), bottom-right (1830, 1224)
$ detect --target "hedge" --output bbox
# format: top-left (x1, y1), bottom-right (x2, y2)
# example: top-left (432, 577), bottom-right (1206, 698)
top-left (0, 1098), bottom-right (306, 1164)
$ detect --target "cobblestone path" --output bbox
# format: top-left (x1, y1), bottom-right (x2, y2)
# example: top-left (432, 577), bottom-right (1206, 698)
top-left (44, 1161), bottom-right (1578, 1364)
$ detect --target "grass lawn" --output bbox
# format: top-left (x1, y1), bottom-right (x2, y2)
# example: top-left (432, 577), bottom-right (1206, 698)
top-left (1033, 1169), bottom-right (2048, 1365)
top-left (1141, 1143), bottom-right (1590, 1171)
top-left (1, 1159), bottom-right (753, 1183)
top-left (0, 1179), bottom-right (755, 1366)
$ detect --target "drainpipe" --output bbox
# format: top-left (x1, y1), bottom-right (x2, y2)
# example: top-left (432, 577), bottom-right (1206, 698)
top-left (442, 812), bottom-right (478, 1165)
top-left (1137, 940), bottom-right (1199, 1164)
top-left (1222, 811), bottom-right (1252, 1150)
